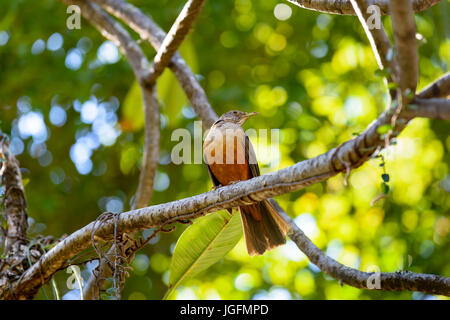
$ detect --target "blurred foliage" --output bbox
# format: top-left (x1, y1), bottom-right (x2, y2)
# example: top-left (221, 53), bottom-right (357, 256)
top-left (0, 0), bottom-right (449, 300)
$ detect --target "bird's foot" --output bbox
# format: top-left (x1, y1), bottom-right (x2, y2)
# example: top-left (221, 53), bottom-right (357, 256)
top-left (228, 180), bottom-right (242, 185)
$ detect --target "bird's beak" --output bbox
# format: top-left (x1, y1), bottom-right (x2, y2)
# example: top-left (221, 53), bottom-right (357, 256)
top-left (243, 112), bottom-right (258, 119)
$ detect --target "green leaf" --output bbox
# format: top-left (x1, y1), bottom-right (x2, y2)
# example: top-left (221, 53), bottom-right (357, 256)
top-left (165, 211), bottom-right (242, 299)
top-left (121, 81), bottom-right (144, 132)
top-left (381, 182), bottom-right (390, 194)
top-left (387, 82), bottom-right (398, 90)
top-left (120, 144), bottom-right (139, 174)
top-left (22, 178), bottom-right (30, 187)
top-left (377, 124), bottom-right (392, 135)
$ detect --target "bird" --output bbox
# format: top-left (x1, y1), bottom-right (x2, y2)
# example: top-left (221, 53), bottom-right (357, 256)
top-left (203, 110), bottom-right (289, 255)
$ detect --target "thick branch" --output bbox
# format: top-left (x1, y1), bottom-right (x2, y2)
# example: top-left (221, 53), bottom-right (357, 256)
top-left (93, 0), bottom-right (218, 128)
top-left (389, 0), bottom-right (419, 98)
top-left (287, 0), bottom-right (441, 15)
top-left (0, 136), bottom-right (30, 298)
top-left (401, 98), bottom-right (450, 120)
top-left (418, 72), bottom-right (450, 99)
top-left (0, 137), bottom-right (28, 253)
top-left (146, 0), bottom-right (206, 84)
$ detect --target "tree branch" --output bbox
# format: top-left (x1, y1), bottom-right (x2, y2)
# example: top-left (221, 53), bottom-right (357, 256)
top-left (270, 200), bottom-right (450, 295)
top-left (402, 98), bottom-right (450, 120)
top-left (146, 0), bottom-right (206, 85)
top-left (389, 0), bottom-right (419, 100)
top-left (418, 72), bottom-right (450, 99)
top-left (287, 0), bottom-right (441, 15)
top-left (0, 135), bottom-right (30, 298)
top-left (0, 136), bottom-right (28, 254)
top-left (93, 0), bottom-right (218, 128)
top-left (132, 88), bottom-right (160, 210)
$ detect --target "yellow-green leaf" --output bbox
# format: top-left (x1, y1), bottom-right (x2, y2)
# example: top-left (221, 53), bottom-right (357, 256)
top-left (165, 211), bottom-right (242, 299)
top-left (121, 81), bottom-right (143, 131)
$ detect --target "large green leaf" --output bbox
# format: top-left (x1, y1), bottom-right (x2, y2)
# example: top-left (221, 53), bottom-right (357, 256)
top-left (165, 211), bottom-right (242, 299)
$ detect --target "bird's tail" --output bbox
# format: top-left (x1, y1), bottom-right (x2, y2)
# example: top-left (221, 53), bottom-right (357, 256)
top-left (239, 200), bottom-right (290, 256)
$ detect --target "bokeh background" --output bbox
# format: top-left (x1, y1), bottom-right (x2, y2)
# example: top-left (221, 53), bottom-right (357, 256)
top-left (0, 0), bottom-right (449, 300)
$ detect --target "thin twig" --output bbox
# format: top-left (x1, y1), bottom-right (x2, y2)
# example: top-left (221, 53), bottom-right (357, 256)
top-left (146, 0), bottom-right (206, 85)
top-left (132, 87), bottom-right (160, 210)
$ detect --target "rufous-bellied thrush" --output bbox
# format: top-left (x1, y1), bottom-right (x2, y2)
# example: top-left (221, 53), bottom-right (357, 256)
top-left (203, 110), bottom-right (289, 255)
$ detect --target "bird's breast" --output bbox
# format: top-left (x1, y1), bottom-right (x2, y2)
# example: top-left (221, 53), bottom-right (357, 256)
top-left (204, 125), bottom-right (252, 185)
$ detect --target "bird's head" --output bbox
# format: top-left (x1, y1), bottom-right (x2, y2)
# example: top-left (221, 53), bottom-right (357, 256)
top-left (217, 110), bottom-right (258, 125)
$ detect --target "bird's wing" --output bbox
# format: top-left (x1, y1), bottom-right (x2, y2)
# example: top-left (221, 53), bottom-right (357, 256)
top-left (245, 135), bottom-right (260, 178)
top-left (206, 163), bottom-right (222, 187)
